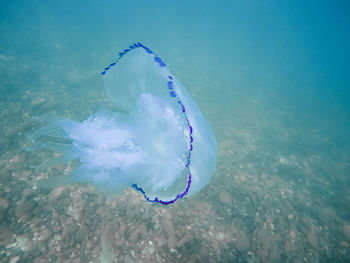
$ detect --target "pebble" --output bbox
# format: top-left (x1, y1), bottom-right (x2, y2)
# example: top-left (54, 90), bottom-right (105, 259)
top-left (235, 232), bottom-right (250, 252)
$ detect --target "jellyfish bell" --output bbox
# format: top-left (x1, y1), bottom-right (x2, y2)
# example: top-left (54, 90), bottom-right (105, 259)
top-left (27, 43), bottom-right (217, 205)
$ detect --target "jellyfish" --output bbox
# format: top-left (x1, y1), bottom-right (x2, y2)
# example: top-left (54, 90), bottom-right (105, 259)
top-left (27, 43), bottom-right (217, 205)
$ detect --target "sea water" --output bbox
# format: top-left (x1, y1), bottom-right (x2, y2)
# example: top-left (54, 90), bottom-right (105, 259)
top-left (0, 0), bottom-right (349, 262)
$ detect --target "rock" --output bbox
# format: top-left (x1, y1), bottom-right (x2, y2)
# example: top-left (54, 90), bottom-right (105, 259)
top-left (124, 254), bottom-right (135, 263)
top-left (0, 170), bottom-right (12, 184)
top-left (167, 235), bottom-right (177, 250)
top-left (53, 225), bottom-right (62, 233)
top-left (306, 231), bottom-right (318, 250)
top-left (32, 97), bottom-right (45, 106)
top-left (0, 197), bottom-right (9, 212)
top-left (343, 223), bottom-right (350, 242)
top-left (161, 210), bottom-right (173, 220)
top-left (0, 211), bottom-right (4, 221)
top-left (54, 198), bottom-right (70, 215)
top-left (129, 230), bottom-right (139, 243)
top-left (138, 224), bottom-right (148, 236)
top-left (156, 236), bottom-right (167, 247)
top-left (30, 216), bottom-right (43, 226)
top-left (20, 170), bottom-right (31, 181)
top-left (256, 228), bottom-right (268, 243)
top-left (162, 219), bottom-right (175, 237)
top-left (289, 229), bottom-right (296, 240)
top-left (216, 232), bottom-right (225, 241)
top-left (148, 246), bottom-right (155, 254)
top-left (0, 224), bottom-right (13, 241)
top-left (96, 192), bottom-right (105, 205)
top-left (64, 222), bottom-right (79, 237)
top-left (236, 232), bottom-right (250, 252)
top-left (177, 234), bottom-right (192, 247)
top-left (300, 215), bottom-right (311, 226)
top-left (16, 235), bottom-right (33, 252)
top-left (271, 232), bottom-right (282, 242)
top-left (101, 222), bottom-right (116, 252)
top-left (269, 248), bottom-right (281, 263)
top-left (40, 229), bottom-right (51, 242)
top-left (10, 256), bottom-right (20, 263)
top-left (15, 200), bottom-right (37, 220)
top-left (49, 186), bottom-right (67, 203)
top-left (199, 246), bottom-right (209, 260)
top-left (118, 222), bottom-right (127, 238)
top-left (75, 226), bottom-right (87, 243)
top-left (54, 234), bottom-right (62, 241)
top-left (257, 249), bottom-right (268, 259)
top-left (0, 137), bottom-right (9, 155)
top-left (284, 241), bottom-right (298, 257)
top-left (219, 191), bottom-right (232, 205)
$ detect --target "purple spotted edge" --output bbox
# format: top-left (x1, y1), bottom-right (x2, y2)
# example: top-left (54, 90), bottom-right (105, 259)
top-left (101, 42), bottom-right (193, 205)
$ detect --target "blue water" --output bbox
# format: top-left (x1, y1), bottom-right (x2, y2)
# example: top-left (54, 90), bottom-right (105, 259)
top-left (1, 1), bottom-right (349, 262)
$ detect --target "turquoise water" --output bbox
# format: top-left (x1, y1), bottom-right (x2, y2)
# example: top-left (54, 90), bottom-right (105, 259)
top-left (1, 1), bottom-right (350, 262)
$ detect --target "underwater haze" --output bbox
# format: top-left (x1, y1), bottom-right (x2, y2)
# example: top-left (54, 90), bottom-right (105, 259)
top-left (1, 0), bottom-right (350, 262)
